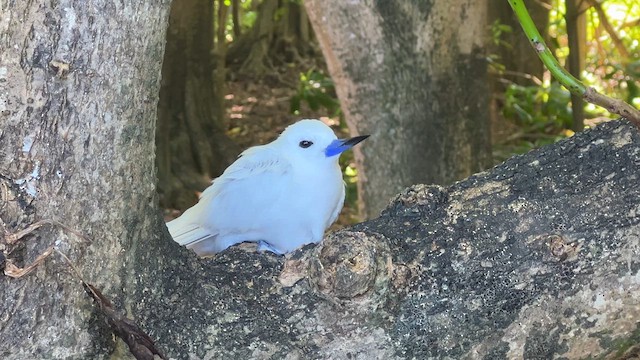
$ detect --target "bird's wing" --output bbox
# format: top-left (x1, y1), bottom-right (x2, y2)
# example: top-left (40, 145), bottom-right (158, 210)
top-left (327, 180), bottom-right (346, 228)
top-left (199, 145), bottom-right (287, 201)
top-left (167, 145), bottom-right (292, 254)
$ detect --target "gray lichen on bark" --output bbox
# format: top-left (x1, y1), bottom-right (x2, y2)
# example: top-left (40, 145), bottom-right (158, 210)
top-left (1, 0), bottom-right (170, 358)
top-left (129, 121), bottom-right (639, 359)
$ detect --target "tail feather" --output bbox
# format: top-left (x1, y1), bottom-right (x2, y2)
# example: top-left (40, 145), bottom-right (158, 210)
top-left (167, 214), bottom-right (231, 256)
top-left (166, 216), bottom-right (211, 246)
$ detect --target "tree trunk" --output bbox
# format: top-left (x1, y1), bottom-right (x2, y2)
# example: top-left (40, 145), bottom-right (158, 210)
top-left (489, 0), bottom-right (551, 85)
top-left (566, 0), bottom-right (588, 132)
top-left (214, 0), bottom-right (230, 128)
top-left (227, 0), bottom-right (279, 75)
top-left (227, 0), bottom-right (315, 76)
top-left (305, 0), bottom-right (493, 218)
top-left (0, 0), bottom-right (171, 358)
top-left (231, 0), bottom-right (241, 38)
top-left (488, 0), bottom-right (551, 141)
top-left (156, 0), bottom-right (239, 210)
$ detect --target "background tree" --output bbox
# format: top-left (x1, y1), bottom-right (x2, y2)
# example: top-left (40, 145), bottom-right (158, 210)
top-left (489, 0), bottom-right (551, 85)
top-left (488, 0), bottom-right (551, 144)
top-left (226, 0), bottom-right (315, 76)
top-left (156, 0), bottom-right (239, 210)
top-left (305, 0), bottom-right (493, 218)
top-left (565, 0), bottom-right (589, 131)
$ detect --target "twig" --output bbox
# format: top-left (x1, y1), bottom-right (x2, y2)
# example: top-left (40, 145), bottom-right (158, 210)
top-left (4, 219), bottom-right (89, 245)
top-left (585, 87), bottom-right (640, 123)
top-left (2, 219), bottom-right (90, 278)
top-left (55, 248), bottom-right (85, 281)
top-left (620, 18), bottom-right (640, 29)
top-left (82, 283), bottom-right (168, 360)
top-left (57, 250), bottom-right (168, 359)
top-left (4, 245), bottom-right (55, 278)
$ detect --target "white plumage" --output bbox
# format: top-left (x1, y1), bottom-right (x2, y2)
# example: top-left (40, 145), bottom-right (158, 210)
top-left (166, 119), bottom-right (368, 256)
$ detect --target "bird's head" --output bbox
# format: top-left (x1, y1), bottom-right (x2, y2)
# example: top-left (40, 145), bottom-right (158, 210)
top-left (277, 119), bottom-right (369, 165)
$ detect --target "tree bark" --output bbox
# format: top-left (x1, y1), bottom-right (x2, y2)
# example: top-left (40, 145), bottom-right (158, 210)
top-left (566, 0), bottom-right (588, 132)
top-left (3, 1), bottom-right (640, 359)
top-left (305, 0), bottom-right (493, 218)
top-left (149, 120), bottom-right (639, 359)
top-left (0, 0), bottom-right (171, 358)
top-left (156, 0), bottom-right (239, 210)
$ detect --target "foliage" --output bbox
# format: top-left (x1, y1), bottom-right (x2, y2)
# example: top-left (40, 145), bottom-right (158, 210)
top-left (494, 82), bottom-right (574, 162)
top-left (490, 19), bottom-right (513, 48)
top-left (504, 82), bottom-right (572, 130)
top-left (290, 70), bottom-right (341, 117)
top-left (494, 0), bottom-right (640, 161)
top-left (341, 160), bottom-right (359, 215)
top-left (222, 0), bottom-right (257, 42)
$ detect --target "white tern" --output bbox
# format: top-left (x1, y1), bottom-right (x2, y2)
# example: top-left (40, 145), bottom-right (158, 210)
top-left (166, 119), bottom-right (369, 256)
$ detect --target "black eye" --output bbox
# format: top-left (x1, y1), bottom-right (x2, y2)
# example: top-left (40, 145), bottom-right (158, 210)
top-left (299, 140), bottom-right (313, 148)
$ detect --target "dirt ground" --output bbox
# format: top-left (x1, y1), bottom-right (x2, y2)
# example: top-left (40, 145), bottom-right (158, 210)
top-left (225, 65), bottom-right (347, 146)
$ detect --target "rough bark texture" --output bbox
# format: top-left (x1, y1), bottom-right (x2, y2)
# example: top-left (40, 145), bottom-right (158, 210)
top-left (143, 120), bottom-right (637, 359)
top-left (0, 0), bottom-right (170, 358)
top-left (156, 0), bottom-right (239, 210)
top-left (305, 0), bottom-right (493, 218)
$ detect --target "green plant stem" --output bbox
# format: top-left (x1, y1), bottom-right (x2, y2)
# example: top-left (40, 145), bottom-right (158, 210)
top-left (508, 0), bottom-right (585, 94)
top-left (507, 0), bottom-right (640, 126)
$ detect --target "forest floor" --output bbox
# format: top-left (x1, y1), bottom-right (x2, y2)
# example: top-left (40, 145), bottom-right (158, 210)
top-left (220, 62), bottom-right (361, 227)
top-left (224, 66), bottom-right (341, 148)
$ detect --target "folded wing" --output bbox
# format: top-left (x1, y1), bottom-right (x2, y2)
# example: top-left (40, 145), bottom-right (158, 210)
top-left (166, 145), bottom-right (292, 255)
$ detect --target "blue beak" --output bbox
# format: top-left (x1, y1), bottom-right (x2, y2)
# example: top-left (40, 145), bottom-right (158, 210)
top-left (325, 135), bottom-right (369, 157)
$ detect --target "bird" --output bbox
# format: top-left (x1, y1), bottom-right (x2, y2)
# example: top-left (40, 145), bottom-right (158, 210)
top-left (166, 119), bottom-right (369, 256)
